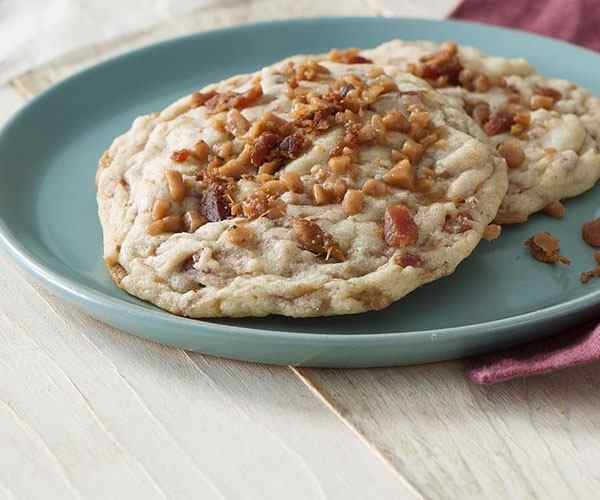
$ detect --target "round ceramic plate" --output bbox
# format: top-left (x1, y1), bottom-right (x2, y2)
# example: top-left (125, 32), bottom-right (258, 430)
top-left (1, 17), bottom-right (600, 367)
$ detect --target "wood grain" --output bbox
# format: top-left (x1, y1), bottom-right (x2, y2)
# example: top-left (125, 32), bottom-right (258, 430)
top-left (0, 248), bottom-right (414, 499)
top-left (298, 364), bottom-right (600, 499)
top-left (6, 1), bottom-right (600, 499)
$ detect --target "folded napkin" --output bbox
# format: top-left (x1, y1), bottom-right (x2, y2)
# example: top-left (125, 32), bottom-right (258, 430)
top-left (451, 0), bottom-right (600, 52)
top-left (452, 0), bottom-right (600, 383)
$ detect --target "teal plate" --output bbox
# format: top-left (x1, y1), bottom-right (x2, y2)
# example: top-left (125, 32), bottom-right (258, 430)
top-left (2, 17), bottom-right (600, 367)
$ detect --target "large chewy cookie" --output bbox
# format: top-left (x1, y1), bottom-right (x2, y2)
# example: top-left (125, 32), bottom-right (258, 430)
top-left (364, 40), bottom-right (600, 223)
top-left (97, 55), bottom-right (506, 318)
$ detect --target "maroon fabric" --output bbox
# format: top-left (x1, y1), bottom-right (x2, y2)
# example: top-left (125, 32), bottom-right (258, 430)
top-left (467, 324), bottom-right (600, 384)
top-left (450, 0), bottom-right (600, 383)
top-left (450, 0), bottom-right (600, 52)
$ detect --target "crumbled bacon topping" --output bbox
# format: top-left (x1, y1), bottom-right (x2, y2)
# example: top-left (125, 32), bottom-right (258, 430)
top-left (484, 110), bottom-right (515, 136)
top-left (251, 131), bottom-right (308, 169)
top-left (384, 205), bottom-right (419, 247)
top-left (201, 182), bottom-right (232, 222)
top-left (251, 132), bottom-right (281, 166)
top-left (328, 48), bottom-right (372, 64)
top-left (171, 149), bottom-right (191, 163)
top-left (193, 85), bottom-right (263, 113)
top-left (408, 42), bottom-right (462, 87)
top-left (396, 253), bottom-right (423, 268)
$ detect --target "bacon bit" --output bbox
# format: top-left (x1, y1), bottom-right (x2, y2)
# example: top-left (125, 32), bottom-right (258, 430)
top-left (279, 132), bottom-right (306, 159)
top-left (384, 205), bottom-right (419, 248)
top-left (251, 132), bottom-right (281, 166)
top-left (543, 200), bottom-right (565, 219)
top-left (201, 85), bottom-right (263, 113)
top-left (444, 214), bottom-right (472, 234)
top-left (409, 44), bottom-right (463, 86)
top-left (201, 183), bottom-right (232, 222)
top-left (191, 90), bottom-right (218, 108)
top-left (484, 110), bottom-right (514, 136)
top-left (582, 217), bottom-right (600, 247)
top-left (328, 48), bottom-right (372, 64)
top-left (534, 86), bottom-right (562, 101)
top-left (251, 130), bottom-right (308, 168)
top-left (171, 149), bottom-right (191, 162)
top-left (231, 85), bottom-right (263, 109)
top-left (525, 232), bottom-right (570, 265)
top-left (396, 253), bottom-right (423, 268)
top-left (292, 218), bottom-right (345, 261)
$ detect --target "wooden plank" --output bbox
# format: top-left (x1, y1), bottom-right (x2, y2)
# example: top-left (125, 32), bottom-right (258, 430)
top-left (0, 78), bottom-right (413, 497)
top-left (0, 251), bottom-right (416, 499)
top-left (298, 364), bottom-right (600, 499)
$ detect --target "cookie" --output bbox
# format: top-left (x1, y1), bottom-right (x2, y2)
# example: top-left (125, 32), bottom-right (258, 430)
top-left (97, 56), bottom-right (506, 318)
top-left (363, 40), bottom-right (600, 223)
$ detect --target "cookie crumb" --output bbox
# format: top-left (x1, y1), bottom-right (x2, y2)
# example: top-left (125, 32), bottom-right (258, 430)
top-left (482, 224), bottom-right (501, 241)
top-left (543, 200), bottom-right (565, 219)
top-left (525, 232), bottom-right (570, 265)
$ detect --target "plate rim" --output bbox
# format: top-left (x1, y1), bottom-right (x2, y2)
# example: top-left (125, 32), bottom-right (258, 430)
top-left (1, 15), bottom-right (600, 345)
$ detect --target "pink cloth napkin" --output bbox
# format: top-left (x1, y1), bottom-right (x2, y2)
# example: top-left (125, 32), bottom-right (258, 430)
top-left (451, 0), bottom-right (600, 52)
top-left (449, 0), bottom-right (600, 383)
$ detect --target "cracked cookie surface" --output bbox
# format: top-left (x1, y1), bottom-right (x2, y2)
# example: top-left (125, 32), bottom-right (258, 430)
top-left (363, 40), bottom-right (600, 223)
top-left (97, 57), bottom-right (506, 318)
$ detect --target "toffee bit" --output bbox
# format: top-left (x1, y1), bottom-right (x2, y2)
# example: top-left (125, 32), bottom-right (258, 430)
top-left (291, 218), bottom-right (345, 261)
top-left (525, 232), bottom-right (570, 265)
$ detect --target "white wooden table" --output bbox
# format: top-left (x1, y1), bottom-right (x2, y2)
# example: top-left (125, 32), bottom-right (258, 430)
top-left (2, 1), bottom-right (600, 498)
